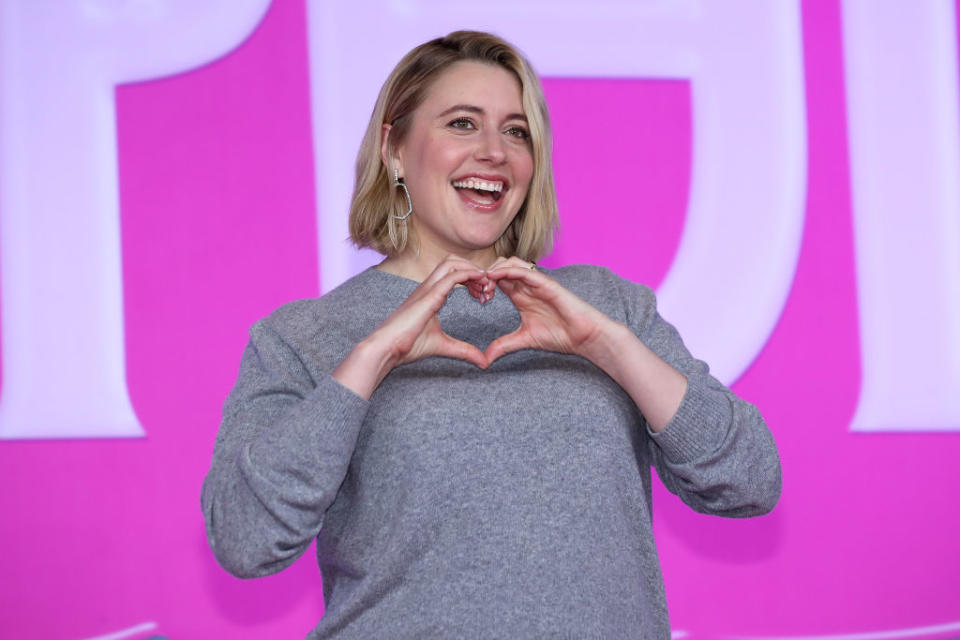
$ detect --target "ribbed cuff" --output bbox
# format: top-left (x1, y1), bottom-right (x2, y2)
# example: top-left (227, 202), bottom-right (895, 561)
top-left (649, 379), bottom-right (730, 464)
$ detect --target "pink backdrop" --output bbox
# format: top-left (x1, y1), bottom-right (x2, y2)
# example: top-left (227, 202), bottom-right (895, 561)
top-left (2, 1), bottom-right (959, 638)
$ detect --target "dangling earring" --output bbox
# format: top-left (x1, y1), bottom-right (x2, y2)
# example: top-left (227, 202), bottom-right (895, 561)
top-left (393, 168), bottom-right (413, 221)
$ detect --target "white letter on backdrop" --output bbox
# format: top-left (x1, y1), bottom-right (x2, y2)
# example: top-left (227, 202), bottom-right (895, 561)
top-left (842, 0), bottom-right (960, 431)
top-left (305, 0), bottom-right (807, 385)
top-left (0, 0), bottom-right (271, 439)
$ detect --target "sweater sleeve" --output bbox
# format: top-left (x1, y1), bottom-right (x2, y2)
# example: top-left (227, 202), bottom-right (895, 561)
top-left (615, 274), bottom-right (782, 517)
top-left (201, 318), bottom-right (369, 578)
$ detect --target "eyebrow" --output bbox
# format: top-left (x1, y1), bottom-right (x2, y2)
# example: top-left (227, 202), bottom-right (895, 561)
top-left (436, 104), bottom-right (527, 122)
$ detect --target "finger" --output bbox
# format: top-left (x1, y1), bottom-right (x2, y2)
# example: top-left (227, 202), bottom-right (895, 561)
top-left (465, 273), bottom-right (494, 301)
top-left (495, 277), bottom-right (518, 301)
top-left (417, 264), bottom-right (487, 304)
top-left (484, 329), bottom-right (532, 364)
top-left (467, 284), bottom-right (495, 304)
top-left (391, 267), bottom-right (486, 329)
top-left (407, 268), bottom-right (488, 316)
top-left (466, 280), bottom-right (484, 299)
top-left (490, 256), bottom-right (531, 268)
top-left (486, 256), bottom-right (511, 271)
top-left (433, 265), bottom-right (488, 296)
top-left (487, 265), bottom-right (545, 285)
top-left (487, 256), bottom-right (537, 273)
top-left (491, 270), bottom-right (536, 303)
top-left (422, 256), bottom-right (486, 288)
top-left (489, 268), bottom-right (556, 306)
top-left (434, 335), bottom-right (489, 369)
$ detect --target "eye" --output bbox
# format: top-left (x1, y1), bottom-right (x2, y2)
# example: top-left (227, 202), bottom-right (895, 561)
top-left (505, 125), bottom-right (530, 141)
top-left (448, 117), bottom-right (475, 130)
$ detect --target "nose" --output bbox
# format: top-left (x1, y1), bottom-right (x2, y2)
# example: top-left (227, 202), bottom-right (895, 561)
top-left (475, 128), bottom-right (506, 164)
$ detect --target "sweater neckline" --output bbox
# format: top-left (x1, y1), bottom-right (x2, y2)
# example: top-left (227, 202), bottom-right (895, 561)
top-left (363, 266), bottom-right (484, 295)
top-left (359, 266), bottom-right (512, 310)
top-left (367, 266), bottom-right (421, 287)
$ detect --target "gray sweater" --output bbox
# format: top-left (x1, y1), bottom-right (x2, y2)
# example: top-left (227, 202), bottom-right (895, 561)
top-left (202, 265), bottom-right (781, 639)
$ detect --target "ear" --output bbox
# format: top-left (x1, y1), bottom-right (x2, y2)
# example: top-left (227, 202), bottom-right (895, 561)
top-left (380, 124), bottom-right (403, 179)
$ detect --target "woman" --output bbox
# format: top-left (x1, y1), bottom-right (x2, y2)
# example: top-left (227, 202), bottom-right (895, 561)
top-left (202, 30), bottom-right (781, 639)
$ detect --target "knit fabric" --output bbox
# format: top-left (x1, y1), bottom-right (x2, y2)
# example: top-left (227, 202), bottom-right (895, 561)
top-left (202, 265), bottom-right (781, 639)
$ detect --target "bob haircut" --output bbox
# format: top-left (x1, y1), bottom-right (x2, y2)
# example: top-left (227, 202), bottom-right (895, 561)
top-left (349, 30), bottom-right (558, 260)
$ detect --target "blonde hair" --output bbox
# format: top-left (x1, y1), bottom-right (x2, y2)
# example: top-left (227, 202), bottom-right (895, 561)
top-left (349, 30), bottom-right (558, 260)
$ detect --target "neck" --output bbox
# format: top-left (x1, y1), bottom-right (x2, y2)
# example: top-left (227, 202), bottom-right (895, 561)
top-left (377, 245), bottom-right (499, 282)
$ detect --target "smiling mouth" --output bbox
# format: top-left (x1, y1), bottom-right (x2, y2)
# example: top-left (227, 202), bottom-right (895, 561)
top-left (452, 178), bottom-right (504, 204)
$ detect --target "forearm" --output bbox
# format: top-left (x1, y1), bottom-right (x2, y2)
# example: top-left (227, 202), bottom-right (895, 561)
top-left (579, 320), bottom-right (688, 433)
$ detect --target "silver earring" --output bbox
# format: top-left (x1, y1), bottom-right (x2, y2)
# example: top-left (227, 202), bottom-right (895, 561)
top-left (393, 168), bottom-right (413, 221)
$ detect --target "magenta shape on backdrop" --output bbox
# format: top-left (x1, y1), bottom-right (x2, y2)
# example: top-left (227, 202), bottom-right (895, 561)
top-left (541, 78), bottom-right (690, 292)
top-left (0, 0), bottom-right (959, 638)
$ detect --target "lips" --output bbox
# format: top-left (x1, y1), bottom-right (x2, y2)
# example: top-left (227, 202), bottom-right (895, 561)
top-left (451, 173), bottom-right (509, 209)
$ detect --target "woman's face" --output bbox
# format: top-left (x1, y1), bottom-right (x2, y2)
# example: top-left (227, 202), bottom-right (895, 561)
top-left (389, 61), bottom-right (534, 260)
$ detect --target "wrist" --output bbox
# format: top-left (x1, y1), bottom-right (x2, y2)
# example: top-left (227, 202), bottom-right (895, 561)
top-left (356, 332), bottom-right (402, 379)
top-left (332, 335), bottom-right (398, 400)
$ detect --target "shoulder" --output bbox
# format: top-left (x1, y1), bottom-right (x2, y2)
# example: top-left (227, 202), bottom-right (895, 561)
top-left (260, 272), bottom-right (356, 329)
top-left (251, 269), bottom-right (391, 361)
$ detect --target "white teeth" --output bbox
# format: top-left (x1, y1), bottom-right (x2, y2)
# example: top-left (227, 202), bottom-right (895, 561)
top-left (452, 179), bottom-right (503, 192)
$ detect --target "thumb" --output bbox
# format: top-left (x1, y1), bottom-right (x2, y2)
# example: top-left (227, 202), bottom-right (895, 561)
top-left (484, 329), bottom-right (530, 365)
top-left (434, 334), bottom-right (489, 369)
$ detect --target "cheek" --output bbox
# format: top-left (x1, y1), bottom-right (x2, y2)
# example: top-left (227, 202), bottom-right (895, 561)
top-left (513, 151), bottom-right (535, 197)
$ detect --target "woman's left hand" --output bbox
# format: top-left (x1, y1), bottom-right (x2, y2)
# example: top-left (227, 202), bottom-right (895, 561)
top-left (484, 257), bottom-right (688, 432)
top-left (483, 257), bottom-right (617, 364)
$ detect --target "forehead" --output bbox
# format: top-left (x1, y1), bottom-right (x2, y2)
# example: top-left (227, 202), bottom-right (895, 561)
top-left (420, 61), bottom-right (525, 115)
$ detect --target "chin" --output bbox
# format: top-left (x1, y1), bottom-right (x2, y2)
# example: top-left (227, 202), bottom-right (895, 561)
top-left (458, 237), bottom-right (501, 252)
top-left (459, 226), bottom-right (510, 250)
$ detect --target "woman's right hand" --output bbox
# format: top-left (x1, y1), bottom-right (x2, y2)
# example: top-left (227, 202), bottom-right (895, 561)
top-left (332, 257), bottom-right (491, 399)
